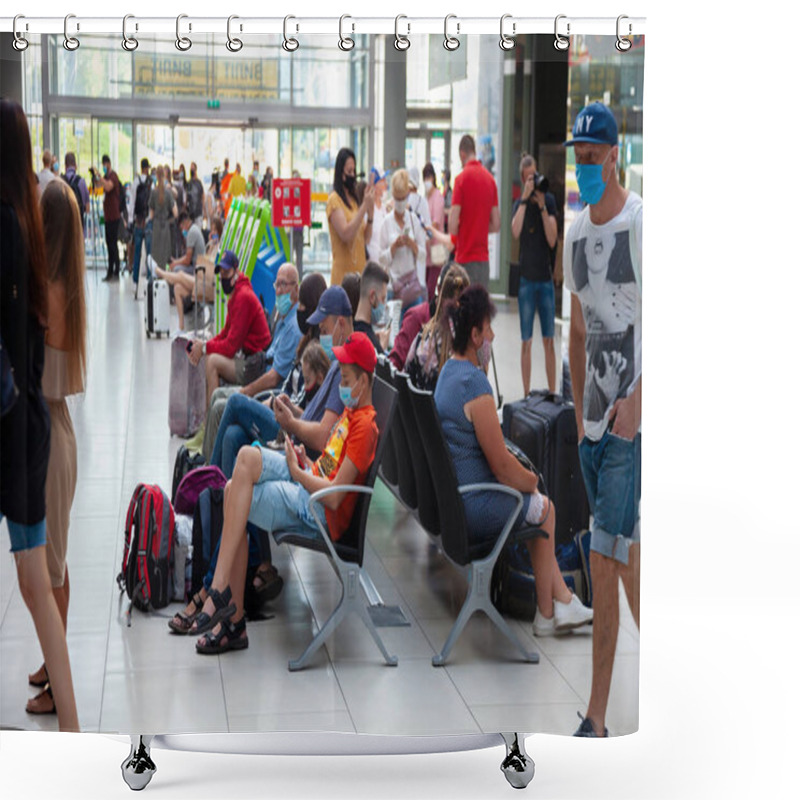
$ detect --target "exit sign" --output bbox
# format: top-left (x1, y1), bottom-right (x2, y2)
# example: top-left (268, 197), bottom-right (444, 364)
top-left (207, 99), bottom-right (220, 110)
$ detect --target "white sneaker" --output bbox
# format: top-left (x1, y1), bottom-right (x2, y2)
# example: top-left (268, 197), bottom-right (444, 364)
top-left (532, 612), bottom-right (556, 638)
top-left (554, 594), bottom-right (593, 632)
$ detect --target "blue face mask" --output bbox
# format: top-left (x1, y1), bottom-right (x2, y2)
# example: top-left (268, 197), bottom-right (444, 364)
top-left (371, 301), bottom-right (386, 326)
top-left (339, 383), bottom-right (360, 410)
top-left (276, 292), bottom-right (293, 317)
top-left (182, 229), bottom-right (188, 238)
top-left (320, 334), bottom-right (334, 361)
top-left (575, 153), bottom-right (611, 205)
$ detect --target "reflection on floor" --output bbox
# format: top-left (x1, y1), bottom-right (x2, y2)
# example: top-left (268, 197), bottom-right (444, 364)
top-left (0, 269), bottom-right (639, 736)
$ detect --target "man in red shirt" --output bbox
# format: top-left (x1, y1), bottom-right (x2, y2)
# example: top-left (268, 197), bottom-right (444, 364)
top-left (189, 332), bottom-right (379, 653)
top-left (449, 134), bottom-right (501, 289)
top-left (187, 250), bottom-right (271, 408)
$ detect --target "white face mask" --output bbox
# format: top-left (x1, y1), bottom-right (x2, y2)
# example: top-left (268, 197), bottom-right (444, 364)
top-left (424, 180), bottom-right (433, 192)
top-left (394, 198), bottom-right (407, 213)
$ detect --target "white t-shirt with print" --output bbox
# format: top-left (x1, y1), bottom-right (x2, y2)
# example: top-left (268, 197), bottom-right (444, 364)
top-left (564, 191), bottom-right (642, 441)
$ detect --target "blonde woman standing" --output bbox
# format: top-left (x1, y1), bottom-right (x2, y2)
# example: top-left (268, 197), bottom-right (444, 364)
top-left (26, 179), bottom-right (87, 715)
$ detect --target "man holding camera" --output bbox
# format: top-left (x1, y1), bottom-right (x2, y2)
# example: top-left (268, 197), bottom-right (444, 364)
top-left (511, 154), bottom-right (558, 395)
top-left (91, 155), bottom-right (122, 282)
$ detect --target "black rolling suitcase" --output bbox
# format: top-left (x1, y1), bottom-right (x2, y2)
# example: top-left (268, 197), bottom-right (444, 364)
top-left (502, 390), bottom-right (590, 548)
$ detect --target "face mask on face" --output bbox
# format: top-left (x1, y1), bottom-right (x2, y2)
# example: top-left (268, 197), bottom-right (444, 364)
top-left (476, 337), bottom-right (492, 369)
top-left (344, 174), bottom-right (356, 193)
top-left (393, 198), bottom-right (407, 213)
top-left (52, 162), bottom-right (59, 173)
top-left (275, 292), bottom-right (293, 316)
top-left (575, 152), bottom-right (612, 206)
top-left (371, 300), bottom-right (386, 326)
top-left (320, 334), bottom-right (335, 360)
top-left (221, 276), bottom-right (235, 295)
top-left (103, 165), bottom-right (109, 176)
top-left (182, 229), bottom-right (188, 239)
top-left (210, 233), bottom-right (219, 242)
top-left (424, 180), bottom-right (433, 193)
top-left (338, 381), bottom-right (361, 410)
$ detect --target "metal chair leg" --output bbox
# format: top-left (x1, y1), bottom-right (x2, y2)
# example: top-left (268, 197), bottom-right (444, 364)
top-left (121, 735), bottom-right (156, 791)
top-left (500, 732), bottom-right (535, 789)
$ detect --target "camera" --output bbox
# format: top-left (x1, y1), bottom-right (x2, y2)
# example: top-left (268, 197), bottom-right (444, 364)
top-left (533, 172), bottom-right (549, 194)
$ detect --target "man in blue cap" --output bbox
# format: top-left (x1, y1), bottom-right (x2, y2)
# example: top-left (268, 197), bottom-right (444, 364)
top-left (563, 101), bottom-right (642, 738)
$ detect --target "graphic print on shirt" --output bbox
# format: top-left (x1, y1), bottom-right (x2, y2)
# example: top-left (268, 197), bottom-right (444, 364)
top-left (570, 229), bottom-right (638, 426)
top-left (316, 413), bottom-right (350, 479)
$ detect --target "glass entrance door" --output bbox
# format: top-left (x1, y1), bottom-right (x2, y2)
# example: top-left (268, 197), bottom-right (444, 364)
top-left (405, 129), bottom-right (450, 187)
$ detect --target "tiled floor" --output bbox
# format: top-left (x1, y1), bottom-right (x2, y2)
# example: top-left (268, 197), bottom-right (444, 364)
top-left (0, 267), bottom-right (639, 736)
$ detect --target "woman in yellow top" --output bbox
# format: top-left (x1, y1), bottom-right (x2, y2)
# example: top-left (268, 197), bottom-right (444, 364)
top-left (327, 147), bottom-right (375, 286)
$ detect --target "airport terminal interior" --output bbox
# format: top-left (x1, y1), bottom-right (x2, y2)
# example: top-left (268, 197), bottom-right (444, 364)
top-left (0, 30), bottom-right (643, 736)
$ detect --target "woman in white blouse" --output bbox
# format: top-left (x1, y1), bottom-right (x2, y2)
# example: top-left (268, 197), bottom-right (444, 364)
top-left (377, 169), bottom-right (428, 314)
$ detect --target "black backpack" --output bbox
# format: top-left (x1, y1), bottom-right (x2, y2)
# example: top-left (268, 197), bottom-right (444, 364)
top-left (118, 179), bottom-right (128, 223)
top-left (187, 179), bottom-right (203, 220)
top-left (134, 175), bottom-right (152, 223)
top-left (63, 171), bottom-right (85, 229)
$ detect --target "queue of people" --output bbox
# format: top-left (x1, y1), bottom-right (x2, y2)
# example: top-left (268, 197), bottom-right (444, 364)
top-left (3, 99), bottom-right (640, 740)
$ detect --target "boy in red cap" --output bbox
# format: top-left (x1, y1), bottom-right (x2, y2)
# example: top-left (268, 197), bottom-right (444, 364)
top-left (189, 332), bottom-right (379, 654)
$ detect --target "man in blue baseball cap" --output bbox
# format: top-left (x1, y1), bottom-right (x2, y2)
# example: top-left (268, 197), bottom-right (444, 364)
top-left (563, 101), bottom-right (642, 739)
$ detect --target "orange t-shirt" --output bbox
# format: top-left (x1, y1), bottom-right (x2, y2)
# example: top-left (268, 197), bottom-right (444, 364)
top-left (312, 404), bottom-right (378, 541)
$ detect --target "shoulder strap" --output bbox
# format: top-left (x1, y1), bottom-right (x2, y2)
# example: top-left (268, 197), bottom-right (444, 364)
top-left (628, 202), bottom-right (642, 294)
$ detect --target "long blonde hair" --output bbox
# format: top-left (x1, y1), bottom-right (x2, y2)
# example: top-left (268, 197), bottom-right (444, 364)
top-left (40, 179), bottom-right (87, 392)
top-left (419, 263), bottom-right (469, 367)
top-left (156, 165), bottom-right (166, 203)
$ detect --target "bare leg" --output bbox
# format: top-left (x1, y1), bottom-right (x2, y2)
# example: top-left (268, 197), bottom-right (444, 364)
top-left (542, 337), bottom-right (556, 395)
top-left (197, 447), bottom-right (261, 623)
top-left (584, 550), bottom-right (620, 736)
top-left (620, 542), bottom-right (640, 628)
top-left (29, 565), bottom-right (70, 687)
top-left (524, 498), bottom-right (572, 618)
top-left (16, 547), bottom-right (79, 731)
top-left (174, 284), bottom-right (189, 330)
top-left (205, 354), bottom-right (237, 408)
top-left (520, 339), bottom-right (532, 397)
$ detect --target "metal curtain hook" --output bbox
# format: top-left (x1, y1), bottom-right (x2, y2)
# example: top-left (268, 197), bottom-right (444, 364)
top-left (12, 14), bottom-right (29, 52)
top-left (339, 15), bottom-right (355, 51)
top-left (394, 15), bottom-right (410, 51)
top-left (616, 15), bottom-right (632, 52)
top-left (554, 14), bottom-right (570, 51)
top-left (444, 14), bottom-right (460, 51)
top-left (283, 16), bottom-right (299, 52)
top-left (63, 14), bottom-right (80, 51)
top-left (227, 15), bottom-right (243, 52)
top-left (499, 14), bottom-right (516, 51)
top-left (176, 14), bottom-right (192, 51)
top-left (122, 15), bottom-right (139, 52)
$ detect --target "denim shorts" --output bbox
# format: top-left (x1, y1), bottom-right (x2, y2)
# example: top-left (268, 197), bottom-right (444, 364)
top-left (247, 446), bottom-right (324, 541)
top-left (1, 512), bottom-right (47, 553)
top-left (578, 428), bottom-right (641, 565)
top-left (518, 278), bottom-right (555, 341)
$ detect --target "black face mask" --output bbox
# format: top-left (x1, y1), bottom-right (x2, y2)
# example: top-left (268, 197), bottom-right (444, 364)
top-left (221, 277), bottom-right (235, 295)
top-left (343, 174), bottom-right (356, 193)
top-left (296, 308), bottom-right (311, 334)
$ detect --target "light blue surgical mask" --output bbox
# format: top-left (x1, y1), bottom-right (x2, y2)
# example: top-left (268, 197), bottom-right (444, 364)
top-left (371, 301), bottom-right (386, 326)
top-left (338, 383), bottom-right (360, 410)
top-left (320, 334), bottom-right (334, 361)
top-left (276, 292), bottom-right (293, 317)
top-left (182, 229), bottom-right (188, 238)
top-left (575, 152), bottom-right (612, 205)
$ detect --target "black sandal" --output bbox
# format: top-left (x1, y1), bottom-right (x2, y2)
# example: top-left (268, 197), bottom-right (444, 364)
top-left (189, 586), bottom-right (235, 636)
top-left (28, 664), bottom-right (48, 688)
top-left (168, 591), bottom-right (205, 635)
top-left (253, 565), bottom-right (284, 603)
top-left (26, 682), bottom-right (56, 715)
top-left (195, 617), bottom-right (248, 655)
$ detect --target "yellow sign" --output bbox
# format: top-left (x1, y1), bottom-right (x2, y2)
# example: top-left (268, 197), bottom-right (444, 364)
top-left (134, 55), bottom-right (279, 100)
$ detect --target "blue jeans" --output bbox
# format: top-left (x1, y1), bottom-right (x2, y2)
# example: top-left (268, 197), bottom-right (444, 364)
top-left (202, 529), bottom-right (263, 593)
top-left (248, 447), bottom-right (323, 540)
top-left (210, 393), bottom-right (281, 478)
top-left (518, 277), bottom-right (555, 341)
top-left (578, 428), bottom-right (641, 566)
top-left (132, 222), bottom-right (153, 284)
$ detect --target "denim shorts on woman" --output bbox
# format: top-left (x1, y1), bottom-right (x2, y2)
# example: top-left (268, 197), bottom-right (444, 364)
top-left (578, 428), bottom-right (641, 566)
top-left (518, 278), bottom-right (555, 341)
top-left (247, 446), bottom-right (325, 541)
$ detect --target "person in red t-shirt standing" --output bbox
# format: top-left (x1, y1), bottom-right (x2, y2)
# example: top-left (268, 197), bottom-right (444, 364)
top-left (188, 332), bottom-right (379, 653)
top-left (448, 135), bottom-right (501, 290)
top-left (92, 154), bottom-right (122, 282)
top-left (187, 249), bottom-right (272, 408)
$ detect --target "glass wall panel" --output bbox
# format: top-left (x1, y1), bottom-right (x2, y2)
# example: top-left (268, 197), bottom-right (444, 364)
top-left (174, 126), bottom-right (245, 187)
top-left (57, 117), bottom-right (93, 175)
top-left (136, 124), bottom-right (174, 174)
top-left (291, 46), bottom-right (352, 107)
top-left (51, 35), bottom-right (132, 99)
top-left (93, 120), bottom-right (134, 184)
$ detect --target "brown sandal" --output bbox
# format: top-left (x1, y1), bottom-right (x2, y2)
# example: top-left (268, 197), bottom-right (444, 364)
top-left (26, 682), bottom-right (56, 715)
top-left (252, 565), bottom-right (284, 602)
top-left (168, 591), bottom-right (205, 635)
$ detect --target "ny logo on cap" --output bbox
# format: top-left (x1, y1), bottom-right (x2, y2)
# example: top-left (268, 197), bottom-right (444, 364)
top-left (575, 115), bottom-right (594, 134)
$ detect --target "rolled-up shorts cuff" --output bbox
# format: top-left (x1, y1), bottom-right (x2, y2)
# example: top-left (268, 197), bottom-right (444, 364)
top-left (6, 517), bottom-right (47, 553)
top-left (589, 520), bottom-right (640, 566)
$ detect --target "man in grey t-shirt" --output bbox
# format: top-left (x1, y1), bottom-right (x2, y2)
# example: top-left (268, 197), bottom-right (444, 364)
top-left (168, 211), bottom-right (208, 331)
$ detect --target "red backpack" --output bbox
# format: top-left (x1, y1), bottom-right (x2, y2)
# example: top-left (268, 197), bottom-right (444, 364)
top-left (117, 483), bottom-right (175, 622)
